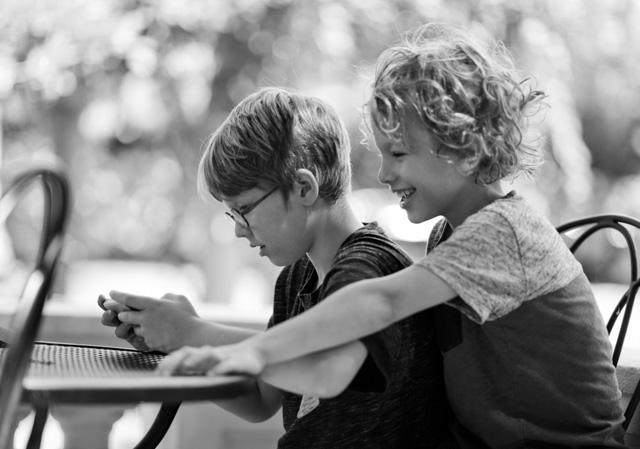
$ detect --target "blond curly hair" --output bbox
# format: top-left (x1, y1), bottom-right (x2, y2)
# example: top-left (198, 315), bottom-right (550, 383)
top-left (368, 22), bottom-right (548, 184)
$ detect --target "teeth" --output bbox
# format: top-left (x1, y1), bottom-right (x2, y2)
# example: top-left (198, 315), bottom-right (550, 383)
top-left (396, 189), bottom-right (415, 202)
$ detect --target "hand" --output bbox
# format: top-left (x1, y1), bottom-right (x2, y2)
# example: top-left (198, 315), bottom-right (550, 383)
top-left (98, 294), bottom-right (150, 352)
top-left (100, 297), bottom-right (132, 314)
top-left (157, 342), bottom-right (266, 377)
top-left (109, 290), bottom-right (201, 353)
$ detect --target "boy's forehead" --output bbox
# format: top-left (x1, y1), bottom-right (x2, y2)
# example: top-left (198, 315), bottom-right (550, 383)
top-left (219, 191), bottom-right (248, 205)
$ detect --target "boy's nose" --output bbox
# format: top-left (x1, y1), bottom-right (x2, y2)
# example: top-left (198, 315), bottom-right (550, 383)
top-left (377, 162), bottom-right (393, 185)
top-left (234, 223), bottom-right (251, 239)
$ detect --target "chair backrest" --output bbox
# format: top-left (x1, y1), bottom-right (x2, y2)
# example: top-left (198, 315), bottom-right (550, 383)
top-left (0, 164), bottom-right (70, 449)
top-left (557, 214), bottom-right (640, 430)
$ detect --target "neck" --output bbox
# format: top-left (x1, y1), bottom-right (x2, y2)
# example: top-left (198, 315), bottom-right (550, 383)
top-left (306, 198), bottom-right (362, 285)
top-left (446, 181), bottom-right (507, 228)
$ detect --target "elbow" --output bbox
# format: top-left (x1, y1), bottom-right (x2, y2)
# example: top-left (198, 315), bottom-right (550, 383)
top-left (241, 408), bottom-right (279, 423)
top-left (215, 379), bottom-right (281, 423)
top-left (212, 398), bottom-right (276, 423)
top-left (309, 380), bottom-right (348, 399)
top-left (232, 397), bottom-right (281, 423)
top-left (315, 381), bottom-right (349, 399)
top-left (311, 373), bottom-right (349, 398)
top-left (307, 358), bottom-right (359, 399)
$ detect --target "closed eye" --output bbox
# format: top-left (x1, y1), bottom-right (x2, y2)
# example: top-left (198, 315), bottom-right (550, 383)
top-left (388, 142), bottom-right (408, 158)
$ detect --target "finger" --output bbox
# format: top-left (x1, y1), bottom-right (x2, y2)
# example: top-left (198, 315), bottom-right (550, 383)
top-left (114, 322), bottom-right (134, 339)
top-left (109, 290), bottom-right (155, 311)
top-left (101, 309), bottom-right (120, 327)
top-left (157, 349), bottom-right (192, 375)
top-left (98, 294), bottom-right (107, 311)
top-left (161, 293), bottom-right (182, 301)
top-left (161, 293), bottom-right (192, 309)
top-left (210, 353), bottom-right (263, 376)
top-left (178, 349), bottom-right (219, 375)
top-left (130, 335), bottom-right (151, 352)
top-left (118, 311), bottom-right (142, 325)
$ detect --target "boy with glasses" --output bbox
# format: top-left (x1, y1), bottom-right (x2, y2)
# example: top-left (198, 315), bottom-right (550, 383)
top-left (99, 87), bottom-right (451, 448)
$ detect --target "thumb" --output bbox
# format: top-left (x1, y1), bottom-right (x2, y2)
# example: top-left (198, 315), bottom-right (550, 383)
top-left (161, 293), bottom-right (189, 304)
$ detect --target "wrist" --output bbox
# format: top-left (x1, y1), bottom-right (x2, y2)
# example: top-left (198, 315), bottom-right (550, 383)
top-left (241, 336), bottom-right (268, 370)
top-left (182, 316), bottom-right (208, 346)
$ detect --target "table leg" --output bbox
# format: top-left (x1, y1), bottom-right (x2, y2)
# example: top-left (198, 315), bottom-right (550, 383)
top-left (7, 405), bottom-right (32, 449)
top-left (51, 405), bottom-right (133, 449)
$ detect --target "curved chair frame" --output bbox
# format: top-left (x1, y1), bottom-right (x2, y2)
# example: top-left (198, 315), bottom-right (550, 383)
top-left (0, 165), bottom-right (70, 449)
top-left (557, 214), bottom-right (640, 430)
top-left (0, 166), bottom-right (184, 449)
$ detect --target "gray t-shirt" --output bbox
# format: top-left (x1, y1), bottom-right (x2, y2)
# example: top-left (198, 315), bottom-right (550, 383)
top-left (419, 192), bottom-right (627, 448)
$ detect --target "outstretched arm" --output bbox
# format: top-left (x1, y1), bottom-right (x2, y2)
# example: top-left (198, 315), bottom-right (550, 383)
top-left (240, 265), bottom-right (455, 370)
top-left (158, 340), bottom-right (368, 398)
top-left (160, 265), bottom-right (456, 377)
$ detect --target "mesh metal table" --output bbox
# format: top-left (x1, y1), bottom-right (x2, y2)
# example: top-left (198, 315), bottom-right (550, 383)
top-left (6, 341), bottom-right (253, 406)
top-left (1, 341), bottom-right (253, 449)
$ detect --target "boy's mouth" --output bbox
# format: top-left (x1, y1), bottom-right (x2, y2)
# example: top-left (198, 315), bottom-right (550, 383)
top-left (396, 188), bottom-right (416, 207)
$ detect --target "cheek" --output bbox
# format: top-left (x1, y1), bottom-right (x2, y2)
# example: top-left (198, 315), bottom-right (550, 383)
top-left (397, 161), bottom-right (421, 182)
top-left (258, 207), bottom-right (297, 241)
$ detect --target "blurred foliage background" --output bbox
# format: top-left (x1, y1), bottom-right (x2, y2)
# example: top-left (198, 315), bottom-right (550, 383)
top-left (1, 0), bottom-right (639, 307)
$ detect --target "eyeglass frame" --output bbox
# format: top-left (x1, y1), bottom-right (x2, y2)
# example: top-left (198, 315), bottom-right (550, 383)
top-left (224, 187), bottom-right (279, 228)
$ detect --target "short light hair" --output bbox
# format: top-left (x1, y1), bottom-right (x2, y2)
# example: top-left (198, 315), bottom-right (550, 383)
top-left (368, 22), bottom-right (547, 184)
top-left (198, 87), bottom-right (352, 203)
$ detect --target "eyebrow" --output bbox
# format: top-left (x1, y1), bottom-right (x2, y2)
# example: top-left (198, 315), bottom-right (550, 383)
top-left (220, 194), bottom-right (246, 208)
top-left (234, 192), bottom-right (265, 212)
top-left (236, 204), bottom-right (250, 213)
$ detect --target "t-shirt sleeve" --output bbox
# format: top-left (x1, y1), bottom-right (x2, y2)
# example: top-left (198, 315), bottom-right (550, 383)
top-left (418, 208), bottom-right (582, 323)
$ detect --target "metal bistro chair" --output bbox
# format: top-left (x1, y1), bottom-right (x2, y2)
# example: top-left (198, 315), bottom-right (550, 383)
top-left (557, 214), bottom-right (640, 433)
top-left (0, 163), bottom-right (69, 449)
top-left (0, 163), bottom-right (254, 449)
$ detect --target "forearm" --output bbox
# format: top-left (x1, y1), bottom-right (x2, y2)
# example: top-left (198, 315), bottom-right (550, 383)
top-left (248, 277), bottom-right (395, 366)
top-left (246, 265), bottom-right (454, 367)
top-left (185, 319), bottom-right (260, 348)
top-left (259, 341), bottom-right (367, 398)
top-left (198, 267), bottom-right (455, 379)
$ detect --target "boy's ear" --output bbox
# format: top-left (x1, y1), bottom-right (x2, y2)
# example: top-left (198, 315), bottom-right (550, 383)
top-left (456, 158), bottom-right (476, 177)
top-left (293, 169), bottom-right (319, 206)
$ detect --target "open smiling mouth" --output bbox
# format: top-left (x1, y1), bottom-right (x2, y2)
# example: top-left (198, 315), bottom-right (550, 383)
top-left (396, 188), bottom-right (416, 207)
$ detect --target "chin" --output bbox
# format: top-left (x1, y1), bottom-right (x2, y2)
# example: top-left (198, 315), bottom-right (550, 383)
top-left (267, 254), bottom-right (296, 267)
top-left (406, 210), bottom-right (434, 225)
top-left (405, 211), bottom-right (423, 224)
top-left (266, 256), bottom-right (286, 267)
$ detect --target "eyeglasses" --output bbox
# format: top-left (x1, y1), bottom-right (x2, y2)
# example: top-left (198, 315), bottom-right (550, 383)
top-left (224, 187), bottom-right (278, 228)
